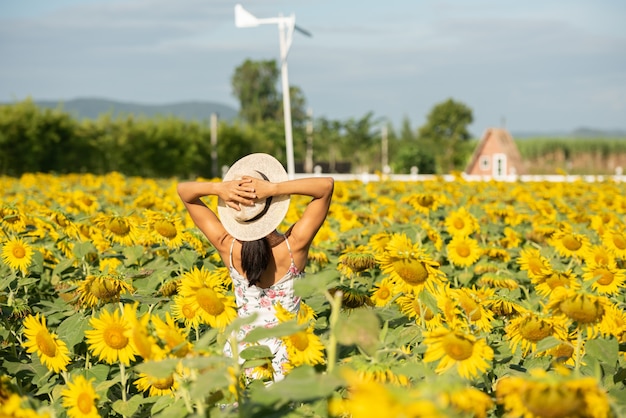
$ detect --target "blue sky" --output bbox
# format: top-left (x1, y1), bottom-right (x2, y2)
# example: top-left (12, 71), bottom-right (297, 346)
top-left (1, 0), bottom-right (625, 135)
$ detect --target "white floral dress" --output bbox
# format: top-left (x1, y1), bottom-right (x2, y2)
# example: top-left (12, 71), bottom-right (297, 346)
top-left (223, 234), bottom-right (304, 382)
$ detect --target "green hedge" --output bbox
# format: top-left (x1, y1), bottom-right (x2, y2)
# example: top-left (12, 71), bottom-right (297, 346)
top-left (0, 100), bottom-right (288, 178)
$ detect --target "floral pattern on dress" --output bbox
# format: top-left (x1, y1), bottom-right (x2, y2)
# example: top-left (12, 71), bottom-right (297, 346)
top-left (223, 235), bottom-right (305, 383)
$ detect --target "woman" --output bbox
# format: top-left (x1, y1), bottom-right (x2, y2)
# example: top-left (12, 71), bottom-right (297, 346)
top-left (177, 153), bottom-right (334, 382)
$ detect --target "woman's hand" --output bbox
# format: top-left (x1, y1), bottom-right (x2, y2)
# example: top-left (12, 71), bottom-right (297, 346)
top-left (220, 178), bottom-right (257, 210)
top-left (240, 175), bottom-right (277, 200)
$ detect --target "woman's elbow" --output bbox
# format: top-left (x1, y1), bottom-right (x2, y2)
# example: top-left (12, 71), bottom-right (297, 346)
top-left (324, 177), bottom-right (335, 197)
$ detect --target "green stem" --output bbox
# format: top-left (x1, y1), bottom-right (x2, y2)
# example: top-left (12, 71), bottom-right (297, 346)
top-left (325, 289), bottom-right (343, 374)
top-left (119, 362), bottom-right (128, 418)
top-left (575, 327), bottom-right (582, 375)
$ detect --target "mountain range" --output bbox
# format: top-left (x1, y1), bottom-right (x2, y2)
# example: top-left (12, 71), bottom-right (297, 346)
top-left (4, 97), bottom-right (625, 138)
top-left (28, 97), bottom-right (239, 122)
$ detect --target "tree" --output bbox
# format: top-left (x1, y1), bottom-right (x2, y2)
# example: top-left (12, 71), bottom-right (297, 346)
top-left (418, 98), bottom-right (473, 173)
top-left (231, 59), bottom-right (281, 124)
top-left (231, 59), bottom-right (308, 131)
top-left (342, 112), bottom-right (382, 173)
top-left (392, 115), bottom-right (437, 174)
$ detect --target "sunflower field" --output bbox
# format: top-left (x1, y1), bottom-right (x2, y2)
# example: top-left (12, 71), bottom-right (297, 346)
top-left (1, 172), bottom-right (626, 418)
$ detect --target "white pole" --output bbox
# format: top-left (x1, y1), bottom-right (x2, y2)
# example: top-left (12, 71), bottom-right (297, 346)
top-left (305, 108), bottom-right (313, 173)
top-left (278, 19), bottom-right (295, 179)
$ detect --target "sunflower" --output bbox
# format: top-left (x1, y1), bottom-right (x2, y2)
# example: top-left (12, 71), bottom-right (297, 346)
top-left (69, 190), bottom-right (99, 214)
top-left (134, 370), bottom-right (178, 397)
top-left (177, 266), bottom-right (237, 329)
top-left (447, 287), bottom-right (494, 332)
top-left (341, 354), bottom-right (409, 386)
top-left (422, 326), bottom-right (493, 379)
top-left (549, 230), bottom-right (590, 259)
top-left (333, 285), bottom-right (375, 309)
top-left (0, 206), bottom-right (28, 234)
top-left (376, 233), bottom-right (447, 293)
top-left (22, 313), bottom-right (71, 373)
top-left (283, 328), bottom-right (325, 368)
top-left (444, 207), bottom-right (478, 237)
top-left (334, 205), bottom-right (363, 232)
top-left (143, 210), bottom-right (185, 248)
top-left (443, 385), bottom-right (494, 418)
top-left (85, 307), bottom-right (137, 365)
top-left (504, 311), bottom-right (569, 356)
top-left (75, 273), bottom-right (133, 308)
top-left (582, 260), bottom-right (626, 295)
top-left (420, 220), bottom-right (443, 251)
top-left (337, 369), bottom-right (444, 418)
top-left (1, 237), bottom-right (34, 275)
top-left (484, 295), bottom-right (526, 317)
top-left (311, 223), bottom-right (339, 249)
top-left (307, 249), bottom-right (329, 271)
top-left (517, 247), bottom-right (552, 280)
top-left (476, 272), bottom-right (519, 290)
top-left (599, 303), bottom-right (626, 344)
top-left (92, 213), bottom-right (139, 246)
top-left (151, 312), bottom-right (193, 358)
top-left (396, 293), bottom-right (441, 329)
top-left (337, 246), bottom-right (377, 278)
top-left (602, 228), bottom-right (626, 259)
top-left (368, 232), bottom-right (392, 254)
top-left (582, 244), bottom-right (615, 266)
top-left (404, 192), bottom-right (443, 215)
top-left (533, 268), bottom-right (580, 298)
top-left (122, 303), bottom-right (159, 361)
top-left (171, 295), bottom-right (202, 329)
top-left (61, 375), bottom-right (100, 418)
top-left (495, 368), bottom-right (611, 418)
top-left (546, 288), bottom-right (613, 337)
top-left (499, 226), bottom-right (521, 249)
top-left (370, 277), bottom-right (397, 307)
top-left (446, 235), bottom-right (482, 268)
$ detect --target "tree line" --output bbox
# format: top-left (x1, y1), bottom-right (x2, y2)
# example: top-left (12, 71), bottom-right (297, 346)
top-left (0, 59), bottom-right (476, 178)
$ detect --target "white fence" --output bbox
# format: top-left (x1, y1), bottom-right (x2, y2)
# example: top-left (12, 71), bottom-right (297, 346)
top-left (294, 172), bottom-right (626, 183)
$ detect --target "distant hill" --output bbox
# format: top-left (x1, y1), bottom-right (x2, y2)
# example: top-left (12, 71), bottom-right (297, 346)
top-left (512, 128), bottom-right (626, 139)
top-left (25, 98), bottom-right (239, 122)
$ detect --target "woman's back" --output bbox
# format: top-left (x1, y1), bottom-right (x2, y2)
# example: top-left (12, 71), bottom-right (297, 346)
top-left (226, 232), bottom-right (304, 289)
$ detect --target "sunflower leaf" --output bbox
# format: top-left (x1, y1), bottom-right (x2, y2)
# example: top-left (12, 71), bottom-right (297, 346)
top-left (295, 269), bottom-right (339, 299)
top-left (252, 365), bottom-right (343, 403)
top-left (533, 336), bottom-right (563, 353)
top-left (334, 308), bottom-right (381, 356)
top-left (585, 337), bottom-right (619, 370)
top-left (242, 320), bottom-right (305, 343)
top-left (135, 358), bottom-right (180, 379)
top-left (171, 249), bottom-right (198, 270)
top-left (57, 312), bottom-right (91, 349)
top-left (123, 245), bottom-right (145, 266)
top-left (112, 394), bottom-right (144, 417)
top-left (240, 345), bottom-right (273, 360)
top-left (72, 241), bottom-right (96, 260)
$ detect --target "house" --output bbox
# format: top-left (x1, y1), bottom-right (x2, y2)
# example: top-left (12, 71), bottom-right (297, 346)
top-left (465, 128), bottom-right (525, 178)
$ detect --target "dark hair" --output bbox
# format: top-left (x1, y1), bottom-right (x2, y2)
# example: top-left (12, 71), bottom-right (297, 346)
top-left (241, 238), bottom-right (271, 287)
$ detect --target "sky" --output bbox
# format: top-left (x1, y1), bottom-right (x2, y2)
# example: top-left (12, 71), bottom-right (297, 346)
top-left (1, 0), bottom-right (625, 136)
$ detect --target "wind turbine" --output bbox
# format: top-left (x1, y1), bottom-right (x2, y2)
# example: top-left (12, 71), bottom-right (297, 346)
top-left (234, 4), bottom-right (312, 179)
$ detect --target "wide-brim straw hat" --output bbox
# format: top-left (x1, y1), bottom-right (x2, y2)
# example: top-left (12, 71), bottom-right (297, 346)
top-left (217, 153), bottom-right (290, 241)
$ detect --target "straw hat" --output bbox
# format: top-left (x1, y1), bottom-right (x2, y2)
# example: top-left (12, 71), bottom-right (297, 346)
top-left (217, 153), bottom-right (290, 241)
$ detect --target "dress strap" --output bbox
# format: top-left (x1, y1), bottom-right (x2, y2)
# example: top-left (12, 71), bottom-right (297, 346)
top-left (229, 238), bottom-right (236, 268)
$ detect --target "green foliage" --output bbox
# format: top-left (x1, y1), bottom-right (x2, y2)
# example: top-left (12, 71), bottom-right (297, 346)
top-left (231, 59), bottom-right (281, 124)
top-left (418, 98), bottom-right (473, 173)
